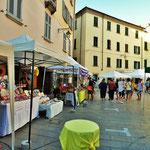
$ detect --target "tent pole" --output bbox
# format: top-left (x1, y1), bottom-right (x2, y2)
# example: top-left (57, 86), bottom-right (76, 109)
top-left (72, 66), bottom-right (76, 110)
top-left (28, 51), bottom-right (35, 149)
top-left (42, 67), bottom-right (46, 92)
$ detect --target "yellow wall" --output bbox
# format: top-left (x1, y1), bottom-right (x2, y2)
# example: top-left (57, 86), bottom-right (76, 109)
top-left (74, 8), bottom-right (150, 76)
top-left (0, 0), bottom-right (75, 57)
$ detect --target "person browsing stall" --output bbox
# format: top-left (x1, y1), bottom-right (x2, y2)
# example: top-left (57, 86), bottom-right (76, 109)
top-left (20, 72), bottom-right (31, 90)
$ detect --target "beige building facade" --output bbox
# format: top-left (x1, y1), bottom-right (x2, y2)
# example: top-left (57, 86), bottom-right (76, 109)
top-left (74, 7), bottom-right (150, 80)
top-left (0, 0), bottom-right (75, 56)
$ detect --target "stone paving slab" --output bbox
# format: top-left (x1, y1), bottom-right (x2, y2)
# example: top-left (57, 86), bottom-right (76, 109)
top-left (1, 91), bottom-right (150, 150)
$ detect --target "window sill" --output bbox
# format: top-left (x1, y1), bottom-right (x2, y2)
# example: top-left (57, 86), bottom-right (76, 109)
top-left (125, 51), bottom-right (128, 53)
top-left (116, 50), bottom-right (120, 52)
top-left (144, 49), bottom-right (148, 51)
top-left (107, 48), bottom-right (111, 50)
top-left (44, 37), bottom-right (53, 43)
top-left (107, 66), bottom-right (111, 68)
top-left (107, 29), bottom-right (111, 31)
top-left (93, 46), bottom-right (98, 48)
top-left (93, 25), bottom-right (99, 28)
top-left (125, 34), bottom-right (129, 36)
top-left (93, 66), bottom-right (98, 67)
top-left (116, 32), bottom-right (120, 34)
top-left (6, 12), bottom-right (23, 26)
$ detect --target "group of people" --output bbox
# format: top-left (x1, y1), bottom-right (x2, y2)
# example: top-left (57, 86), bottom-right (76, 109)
top-left (99, 78), bottom-right (146, 103)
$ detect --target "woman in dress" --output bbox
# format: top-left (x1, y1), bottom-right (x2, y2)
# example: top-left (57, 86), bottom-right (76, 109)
top-left (99, 78), bottom-right (107, 100)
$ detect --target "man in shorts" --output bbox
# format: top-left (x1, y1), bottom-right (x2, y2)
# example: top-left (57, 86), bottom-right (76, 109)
top-left (118, 78), bottom-right (124, 104)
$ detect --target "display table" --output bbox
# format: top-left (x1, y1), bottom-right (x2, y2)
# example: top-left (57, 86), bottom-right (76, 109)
top-left (39, 101), bottom-right (63, 119)
top-left (78, 90), bottom-right (87, 103)
top-left (59, 120), bottom-right (100, 150)
top-left (0, 97), bottom-right (39, 137)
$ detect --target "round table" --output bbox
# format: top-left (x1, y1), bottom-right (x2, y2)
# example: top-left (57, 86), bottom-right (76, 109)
top-left (59, 119), bottom-right (100, 150)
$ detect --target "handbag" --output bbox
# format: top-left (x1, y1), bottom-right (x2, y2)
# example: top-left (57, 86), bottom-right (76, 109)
top-left (87, 86), bottom-right (92, 91)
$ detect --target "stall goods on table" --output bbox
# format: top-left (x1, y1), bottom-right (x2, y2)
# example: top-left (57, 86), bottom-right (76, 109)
top-left (39, 98), bottom-right (63, 119)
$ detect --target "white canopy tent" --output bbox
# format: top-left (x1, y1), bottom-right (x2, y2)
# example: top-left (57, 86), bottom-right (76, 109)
top-left (126, 69), bottom-right (150, 79)
top-left (99, 71), bottom-right (131, 79)
top-left (7, 34), bottom-right (74, 148)
top-left (0, 41), bottom-right (15, 150)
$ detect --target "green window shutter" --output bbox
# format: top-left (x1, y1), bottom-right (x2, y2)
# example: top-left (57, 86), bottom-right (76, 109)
top-left (62, 0), bottom-right (64, 18)
top-left (67, 9), bottom-right (70, 24)
top-left (72, 18), bottom-right (74, 30)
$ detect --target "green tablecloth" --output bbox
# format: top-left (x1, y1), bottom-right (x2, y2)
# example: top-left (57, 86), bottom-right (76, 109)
top-left (78, 90), bottom-right (87, 103)
top-left (59, 120), bottom-right (100, 150)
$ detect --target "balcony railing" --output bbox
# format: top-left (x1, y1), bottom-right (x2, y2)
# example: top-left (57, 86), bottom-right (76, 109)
top-left (45, 0), bottom-right (56, 14)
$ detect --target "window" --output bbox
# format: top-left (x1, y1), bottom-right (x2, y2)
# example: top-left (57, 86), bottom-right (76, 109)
top-left (62, 0), bottom-right (73, 30)
top-left (144, 42), bottom-right (148, 50)
top-left (63, 33), bottom-right (66, 51)
top-left (94, 16), bottom-right (98, 27)
top-left (116, 59), bottom-right (122, 68)
top-left (125, 60), bottom-right (128, 69)
top-left (68, 39), bottom-right (71, 55)
top-left (117, 42), bottom-right (120, 51)
top-left (125, 44), bottom-right (128, 53)
top-left (107, 58), bottom-right (111, 67)
top-left (44, 12), bottom-right (51, 41)
top-left (134, 61), bottom-right (140, 69)
top-left (125, 27), bottom-right (128, 36)
top-left (144, 60), bottom-right (147, 68)
top-left (135, 30), bottom-right (139, 38)
top-left (75, 20), bottom-right (77, 30)
top-left (134, 46), bottom-right (140, 54)
top-left (7, 0), bottom-right (22, 21)
top-left (70, 0), bottom-right (73, 5)
top-left (74, 39), bottom-right (76, 49)
top-left (117, 24), bottom-right (120, 33)
top-left (107, 40), bottom-right (111, 49)
top-left (93, 56), bottom-right (98, 66)
top-left (93, 36), bottom-right (98, 47)
top-left (107, 21), bottom-right (111, 30)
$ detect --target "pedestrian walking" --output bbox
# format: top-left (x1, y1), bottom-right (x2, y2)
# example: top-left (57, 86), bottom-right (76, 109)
top-left (125, 78), bottom-right (132, 101)
top-left (137, 79), bottom-right (143, 100)
top-left (131, 79), bottom-right (136, 98)
top-left (108, 79), bottom-right (116, 100)
top-left (115, 79), bottom-right (119, 100)
top-left (99, 78), bottom-right (107, 100)
top-left (87, 78), bottom-right (95, 100)
top-left (118, 78), bottom-right (124, 104)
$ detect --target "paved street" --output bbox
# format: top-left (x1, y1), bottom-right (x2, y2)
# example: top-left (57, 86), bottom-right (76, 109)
top-left (1, 90), bottom-right (150, 150)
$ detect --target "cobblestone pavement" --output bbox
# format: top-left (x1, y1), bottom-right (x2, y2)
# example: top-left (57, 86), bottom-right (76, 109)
top-left (1, 90), bottom-right (150, 150)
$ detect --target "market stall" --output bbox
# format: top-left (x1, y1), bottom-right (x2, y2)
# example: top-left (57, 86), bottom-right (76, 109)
top-left (99, 71), bottom-right (131, 79)
top-left (43, 56), bottom-right (89, 105)
top-left (6, 34), bottom-right (74, 148)
top-left (0, 41), bottom-right (15, 149)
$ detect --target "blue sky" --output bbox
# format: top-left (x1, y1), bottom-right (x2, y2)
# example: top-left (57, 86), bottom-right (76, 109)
top-left (75, 0), bottom-right (150, 27)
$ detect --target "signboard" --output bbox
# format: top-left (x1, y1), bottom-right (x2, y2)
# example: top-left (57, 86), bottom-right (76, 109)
top-left (145, 67), bottom-right (150, 73)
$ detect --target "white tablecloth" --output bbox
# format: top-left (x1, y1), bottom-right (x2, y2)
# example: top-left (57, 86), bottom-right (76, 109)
top-left (39, 101), bottom-right (63, 119)
top-left (0, 97), bottom-right (40, 137)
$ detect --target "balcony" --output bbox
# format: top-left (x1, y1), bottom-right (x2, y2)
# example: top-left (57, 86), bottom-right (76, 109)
top-left (45, 0), bottom-right (56, 14)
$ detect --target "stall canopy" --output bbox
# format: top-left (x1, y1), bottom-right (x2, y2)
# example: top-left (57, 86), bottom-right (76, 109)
top-left (99, 71), bottom-right (131, 78)
top-left (7, 34), bottom-right (74, 66)
top-left (127, 69), bottom-right (150, 78)
top-left (66, 56), bottom-right (89, 77)
top-left (0, 41), bottom-right (15, 149)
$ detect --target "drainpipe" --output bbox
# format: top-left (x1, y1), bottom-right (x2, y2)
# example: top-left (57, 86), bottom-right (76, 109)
top-left (101, 15), bottom-right (104, 71)
top-left (79, 12), bottom-right (83, 64)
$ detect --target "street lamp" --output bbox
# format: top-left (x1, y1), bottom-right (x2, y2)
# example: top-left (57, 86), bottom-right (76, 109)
top-left (58, 28), bottom-right (71, 38)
